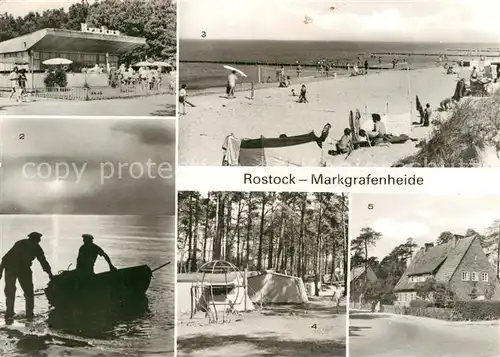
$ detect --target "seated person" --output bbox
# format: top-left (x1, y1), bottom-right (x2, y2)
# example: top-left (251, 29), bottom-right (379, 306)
top-left (365, 113), bottom-right (386, 143)
top-left (327, 128), bottom-right (353, 155)
top-left (439, 97), bottom-right (454, 111)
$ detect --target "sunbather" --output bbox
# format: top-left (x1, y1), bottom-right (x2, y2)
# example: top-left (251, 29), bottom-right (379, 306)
top-left (327, 128), bottom-right (353, 156)
top-left (365, 113), bottom-right (386, 143)
top-left (359, 129), bottom-right (418, 145)
top-left (439, 98), bottom-right (455, 111)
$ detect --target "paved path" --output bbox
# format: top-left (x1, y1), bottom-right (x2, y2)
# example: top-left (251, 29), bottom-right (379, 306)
top-left (350, 311), bottom-right (500, 357)
top-left (0, 94), bottom-right (176, 116)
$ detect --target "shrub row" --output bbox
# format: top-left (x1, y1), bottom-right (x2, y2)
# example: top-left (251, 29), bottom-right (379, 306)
top-left (396, 300), bottom-right (500, 321)
top-left (452, 300), bottom-right (500, 321)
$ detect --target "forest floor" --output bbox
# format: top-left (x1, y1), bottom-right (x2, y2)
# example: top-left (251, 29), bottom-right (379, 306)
top-left (177, 298), bottom-right (346, 357)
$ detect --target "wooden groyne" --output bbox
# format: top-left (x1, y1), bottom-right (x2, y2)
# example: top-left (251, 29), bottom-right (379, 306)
top-left (372, 52), bottom-right (500, 58)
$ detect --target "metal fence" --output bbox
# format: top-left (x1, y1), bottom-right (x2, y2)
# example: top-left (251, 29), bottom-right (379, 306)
top-left (31, 85), bottom-right (173, 100)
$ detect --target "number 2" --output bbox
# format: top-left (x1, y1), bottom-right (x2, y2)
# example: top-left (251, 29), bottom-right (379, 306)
top-left (18, 133), bottom-right (25, 140)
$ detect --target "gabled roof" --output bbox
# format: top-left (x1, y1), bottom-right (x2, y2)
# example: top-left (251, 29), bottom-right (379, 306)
top-left (350, 266), bottom-right (378, 283)
top-left (394, 235), bottom-right (475, 291)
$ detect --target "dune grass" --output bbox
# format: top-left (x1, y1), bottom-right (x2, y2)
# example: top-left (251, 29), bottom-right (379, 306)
top-left (394, 91), bottom-right (500, 167)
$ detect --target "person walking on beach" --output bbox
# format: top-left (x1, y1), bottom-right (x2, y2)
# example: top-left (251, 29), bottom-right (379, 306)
top-left (8, 66), bottom-right (21, 102)
top-left (227, 70), bottom-right (237, 99)
top-left (179, 84), bottom-right (195, 114)
top-left (364, 60), bottom-right (369, 73)
top-left (297, 84), bottom-right (308, 103)
top-left (0, 232), bottom-right (54, 322)
top-left (296, 62), bottom-right (302, 78)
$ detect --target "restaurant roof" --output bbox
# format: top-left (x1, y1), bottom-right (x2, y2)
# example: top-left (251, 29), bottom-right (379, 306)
top-left (0, 28), bottom-right (146, 55)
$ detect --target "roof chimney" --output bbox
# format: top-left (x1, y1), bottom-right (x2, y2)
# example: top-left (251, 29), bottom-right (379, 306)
top-left (424, 243), bottom-right (434, 252)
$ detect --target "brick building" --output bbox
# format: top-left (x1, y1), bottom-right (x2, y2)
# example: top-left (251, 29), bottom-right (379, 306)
top-left (394, 234), bottom-right (500, 306)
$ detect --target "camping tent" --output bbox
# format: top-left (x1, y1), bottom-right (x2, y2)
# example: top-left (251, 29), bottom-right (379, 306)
top-left (222, 132), bottom-right (322, 167)
top-left (177, 272), bottom-right (254, 315)
top-left (247, 271), bottom-right (308, 304)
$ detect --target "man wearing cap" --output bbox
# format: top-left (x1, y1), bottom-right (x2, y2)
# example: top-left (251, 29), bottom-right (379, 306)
top-left (0, 232), bottom-right (54, 321)
top-left (76, 234), bottom-right (117, 275)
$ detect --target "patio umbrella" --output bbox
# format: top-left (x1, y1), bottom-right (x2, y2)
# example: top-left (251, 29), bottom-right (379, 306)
top-left (151, 61), bottom-right (172, 67)
top-left (135, 61), bottom-right (152, 67)
top-left (223, 65), bottom-right (248, 77)
top-left (43, 58), bottom-right (73, 65)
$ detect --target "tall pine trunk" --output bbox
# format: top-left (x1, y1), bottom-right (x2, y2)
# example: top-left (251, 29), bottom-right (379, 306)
top-left (257, 192), bottom-right (266, 270)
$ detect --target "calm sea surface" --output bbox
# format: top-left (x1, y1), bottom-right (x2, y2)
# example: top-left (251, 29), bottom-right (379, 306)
top-left (180, 39), bottom-right (500, 89)
top-left (0, 215), bottom-right (175, 357)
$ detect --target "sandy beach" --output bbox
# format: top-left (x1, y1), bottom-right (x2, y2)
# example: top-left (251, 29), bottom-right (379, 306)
top-left (177, 299), bottom-right (346, 357)
top-left (179, 66), bottom-right (464, 167)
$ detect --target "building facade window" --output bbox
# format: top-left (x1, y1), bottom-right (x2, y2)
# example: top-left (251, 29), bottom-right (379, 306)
top-left (462, 271), bottom-right (471, 281)
top-left (471, 272), bottom-right (478, 281)
top-left (481, 272), bottom-right (489, 282)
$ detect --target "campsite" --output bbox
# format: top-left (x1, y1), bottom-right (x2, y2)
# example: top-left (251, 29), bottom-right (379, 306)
top-left (176, 191), bottom-right (348, 357)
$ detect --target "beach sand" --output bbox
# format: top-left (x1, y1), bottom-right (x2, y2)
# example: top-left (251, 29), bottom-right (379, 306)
top-left (179, 66), bottom-right (463, 167)
top-left (177, 299), bottom-right (346, 357)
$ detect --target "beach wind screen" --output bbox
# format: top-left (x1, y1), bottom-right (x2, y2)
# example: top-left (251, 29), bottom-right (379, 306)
top-left (223, 133), bottom-right (321, 166)
top-left (361, 113), bottom-right (413, 135)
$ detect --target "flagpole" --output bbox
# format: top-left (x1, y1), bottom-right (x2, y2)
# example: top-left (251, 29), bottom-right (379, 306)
top-left (406, 62), bottom-right (413, 132)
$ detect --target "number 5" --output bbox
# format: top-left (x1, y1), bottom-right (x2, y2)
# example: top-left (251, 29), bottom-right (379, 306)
top-left (368, 203), bottom-right (374, 210)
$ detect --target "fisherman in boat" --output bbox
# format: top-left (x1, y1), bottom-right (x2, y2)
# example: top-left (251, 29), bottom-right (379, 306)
top-left (0, 232), bottom-right (54, 321)
top-left (76, 234), bottom-right (117, 275)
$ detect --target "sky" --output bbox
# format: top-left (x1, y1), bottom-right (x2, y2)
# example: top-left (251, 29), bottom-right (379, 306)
top-left (0, 118), bottom-right (175, 215)
top-left (350, 194), bottom-right (500, 259)
top-left (180, 0), bottom-right (500, 43)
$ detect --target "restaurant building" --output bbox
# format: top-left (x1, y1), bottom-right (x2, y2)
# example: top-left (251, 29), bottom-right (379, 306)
top-left (0, 23), bottom-right (146, 73)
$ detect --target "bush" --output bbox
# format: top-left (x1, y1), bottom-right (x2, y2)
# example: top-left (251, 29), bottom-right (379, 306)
top-left (409, 299), bottom-right (433, 308)
top-left (394, 92), bottom-right (500, 167)
top-left (452, 300), bottom-right (500, 321)
top-left (44, 68), bottom-right (68, 88)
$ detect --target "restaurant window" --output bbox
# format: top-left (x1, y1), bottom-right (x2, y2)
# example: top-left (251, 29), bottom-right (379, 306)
top-left (481, 272), bottom-right (489, 282)
top-left (33, 51), bottom-right (40, 60)
top-left (461, 271), bottom-right (470, 281)
top-left (471, 272), bottom-right (478, 281)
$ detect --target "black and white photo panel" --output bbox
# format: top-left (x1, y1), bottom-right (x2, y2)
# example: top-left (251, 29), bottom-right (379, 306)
top-left (0, 0), bottom-right (177, 117)
top-left (0, 117), bottom-right (176, 357)
top-left (176, 191), bottom-right (348, 357)
top-left (178, 0), bottom-right (500, 168)
top-left (349, 193), bottom-right (500, 357)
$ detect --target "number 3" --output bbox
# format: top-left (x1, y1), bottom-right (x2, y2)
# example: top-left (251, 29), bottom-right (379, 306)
top-left (201, 31), bottom-right (206, 38)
